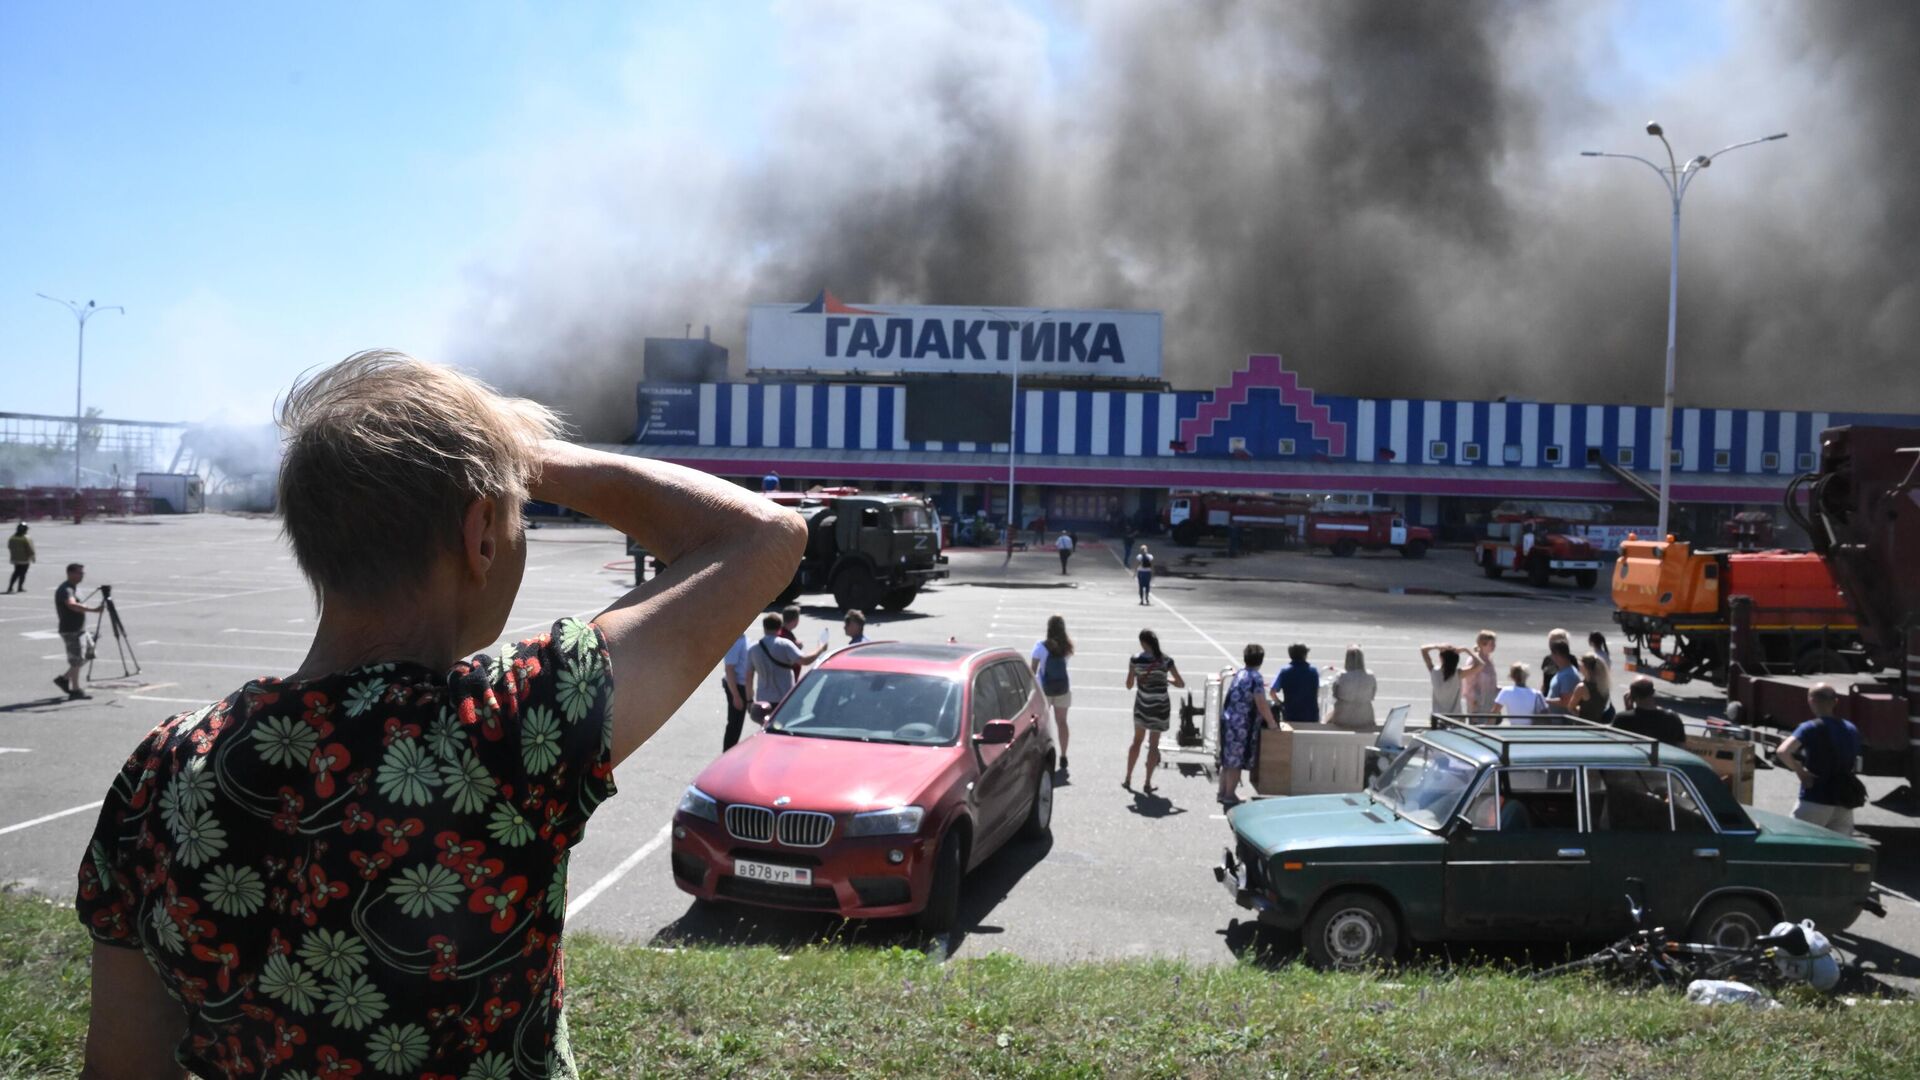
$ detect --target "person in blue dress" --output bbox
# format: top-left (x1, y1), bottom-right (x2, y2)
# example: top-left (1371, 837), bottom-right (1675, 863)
top-left (1218, 644), bottom-right (1278, 807)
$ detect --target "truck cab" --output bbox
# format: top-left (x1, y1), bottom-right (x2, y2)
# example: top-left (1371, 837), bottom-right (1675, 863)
top-left (780, 494), bottom-right (948, 612)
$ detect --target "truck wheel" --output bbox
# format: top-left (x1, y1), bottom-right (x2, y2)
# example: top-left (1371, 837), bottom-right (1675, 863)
top-left (1399, 540), bottom-right (1429, 559)
top-left (1172, 521), bottom-right (1200, 546)
top-left (1303, 891), bottom-right (1399, 970)
top-left (1481, 553), bottom-right (1502, 579)
top-left (1526, 552), bottom-right (1551, 587)
top-left (1574, 569), bottom-right (1598, 590)
top-left (915, 831), bottom-right (964, 934)
top-left (831, 564), bottom-right (884, 612)
top-left (772, 576), bottom-right (803, 607)
top-left (880, 586), bottom-right (919, 612)
top-left (1793, 646), bottom-right (1848, 676)
top-left (1331, 539), bottom-right (1357, 558)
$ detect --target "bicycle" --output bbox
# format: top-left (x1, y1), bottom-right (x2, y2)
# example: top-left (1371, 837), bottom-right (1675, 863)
top-left (1535, 881), bottom-right (1841, 991)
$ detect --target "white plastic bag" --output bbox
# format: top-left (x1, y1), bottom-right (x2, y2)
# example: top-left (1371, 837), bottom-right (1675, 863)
top-left (1686, 980), bottom-right (1780, 1010)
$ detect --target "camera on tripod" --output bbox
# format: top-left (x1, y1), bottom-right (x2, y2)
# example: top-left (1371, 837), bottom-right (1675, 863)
top-left (87, 583), bottom-right (139, 678)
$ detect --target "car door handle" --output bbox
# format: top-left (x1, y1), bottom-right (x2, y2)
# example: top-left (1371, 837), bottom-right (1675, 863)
top-left (1693, 848), bottom-right (1720, 859)
top-left (1556, 848), bottom-right (1586, 859)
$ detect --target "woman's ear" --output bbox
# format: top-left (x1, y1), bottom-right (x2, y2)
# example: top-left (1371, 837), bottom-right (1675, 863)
top-left (462, 497), bottom-right (499, 581)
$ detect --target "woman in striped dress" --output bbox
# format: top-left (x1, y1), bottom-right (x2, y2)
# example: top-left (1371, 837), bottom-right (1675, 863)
top-left (1124, 629), bottom-right (1185, 793)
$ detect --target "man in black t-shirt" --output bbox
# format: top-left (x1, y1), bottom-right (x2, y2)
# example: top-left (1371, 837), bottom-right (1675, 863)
top-left (1613, 676), bottom-right (1687, 747)
top-left (52, 562), bottom-right (100, 700)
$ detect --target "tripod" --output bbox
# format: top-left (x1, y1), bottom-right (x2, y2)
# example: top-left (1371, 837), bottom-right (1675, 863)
top-left (87, 586), bottom-right (141, 679)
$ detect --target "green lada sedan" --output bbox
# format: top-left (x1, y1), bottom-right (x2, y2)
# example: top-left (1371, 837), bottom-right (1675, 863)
top-left (1215, 720), bottom-right (1880, 968)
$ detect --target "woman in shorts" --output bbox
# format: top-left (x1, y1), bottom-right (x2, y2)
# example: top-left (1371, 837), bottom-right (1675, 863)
top-left (1031, 615), bottom-right (1075, 773)
top-left (1124, 629), bottom-right (1184, 792)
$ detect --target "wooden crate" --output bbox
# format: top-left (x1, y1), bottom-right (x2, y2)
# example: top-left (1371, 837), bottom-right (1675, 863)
top-left (1683, 731), bottom-right (1755, 804)
top-left (1253, 724), bottom-right (1373, 796)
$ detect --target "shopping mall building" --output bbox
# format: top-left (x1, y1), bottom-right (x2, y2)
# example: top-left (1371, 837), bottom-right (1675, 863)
top-left (614, 296), bottom-right (1920, 541)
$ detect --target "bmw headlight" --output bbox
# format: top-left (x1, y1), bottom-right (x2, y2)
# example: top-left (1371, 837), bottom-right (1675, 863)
top-left (677, 785), bottom-right (719, 824)
top-left (847, 806), bottom-right (924, 837)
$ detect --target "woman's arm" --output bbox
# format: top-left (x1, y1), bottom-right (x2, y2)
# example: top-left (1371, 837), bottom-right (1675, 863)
top-left (1255, 694), bottom-right (1277, 728)
top-left (532, 442), bottom-right (807, 767)
top-left (1125, 665), bottom-right (1136, 690)
top-left (82, 946), bottom-right (188, 1080)
top-left (1169, 662), bottom-right (1186, 689)
top-left (1419, 645), bottom-right (1438, 671)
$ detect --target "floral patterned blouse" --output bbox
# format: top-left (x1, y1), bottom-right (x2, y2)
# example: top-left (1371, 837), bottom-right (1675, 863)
top-left (77, 618), bottom-right (616, 1079)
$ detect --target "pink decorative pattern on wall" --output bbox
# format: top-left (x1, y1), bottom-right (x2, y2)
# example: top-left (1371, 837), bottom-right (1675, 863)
top-left (1175, 354), bottom-right (1347, 457)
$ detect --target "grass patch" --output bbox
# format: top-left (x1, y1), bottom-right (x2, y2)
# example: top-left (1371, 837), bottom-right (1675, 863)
top-left (4, 887), bottom-right (1915, 1078)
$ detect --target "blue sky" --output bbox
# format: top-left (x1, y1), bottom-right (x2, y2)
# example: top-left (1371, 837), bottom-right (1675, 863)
top-left (2, 1), bottom-right (782, 423)
top-left (2, 1), bottom-right (1730, 426)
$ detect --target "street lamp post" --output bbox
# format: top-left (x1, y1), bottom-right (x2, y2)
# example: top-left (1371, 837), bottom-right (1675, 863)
top-left (36, 294), bottom-right (125, 490)
top-left (1581, 124), bottom-right (1785, 539)
top-left (983, 309), bottom-right (1054, 563)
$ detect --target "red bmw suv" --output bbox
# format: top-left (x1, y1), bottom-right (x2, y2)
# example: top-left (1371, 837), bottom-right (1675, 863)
top-left (670, 642), bottom-right (1056, 931)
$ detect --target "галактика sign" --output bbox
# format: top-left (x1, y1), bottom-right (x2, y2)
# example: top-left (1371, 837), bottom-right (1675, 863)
top-left (749, 291), bottom-right (1162, 377)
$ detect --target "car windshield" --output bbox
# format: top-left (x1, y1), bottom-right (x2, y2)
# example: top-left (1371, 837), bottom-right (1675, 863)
top-left (1370, 741), bottom-right (1479, 830)
top-left (768, 670), bottom-right (961, 745)
top-left (892, 504), bottom-right (931, 530)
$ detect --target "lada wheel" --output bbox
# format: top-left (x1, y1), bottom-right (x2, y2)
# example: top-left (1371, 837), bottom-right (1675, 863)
top-left (1690, 896), bottom-right (1773, 950)
top-left (916, 832), bottom-right (964, 934)
top-left (1020, 765), bottom-right (1054, 841)
top-left (880, 586), bottom-right (919, 612)
top-left (1331, 539), bottom-right (1357, 558)
top-left (1481, 553), bottom-right (1502, 579)
top-left (832, 564), bottom-right (884, 611)
top-left (1574, 569), bottom-right (1598, 590)
top-left (1304, 891), bottom-right (1399, 970)
top-left (1400, 540), bottom-right (1429, 559)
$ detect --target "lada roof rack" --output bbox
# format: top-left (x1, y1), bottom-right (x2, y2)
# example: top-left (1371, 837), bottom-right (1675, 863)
top-left (1429, 713), bottom-right (1661, 767)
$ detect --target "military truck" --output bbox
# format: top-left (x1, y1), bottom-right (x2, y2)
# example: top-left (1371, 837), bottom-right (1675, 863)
top-left (771, 491), bottom-right (948, 611)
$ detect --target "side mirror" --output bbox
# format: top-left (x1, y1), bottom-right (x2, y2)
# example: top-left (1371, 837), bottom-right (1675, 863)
top-left (750, 701), bottom-right (774, 727)
top-left (975, 719), bottom-right (1016, 746)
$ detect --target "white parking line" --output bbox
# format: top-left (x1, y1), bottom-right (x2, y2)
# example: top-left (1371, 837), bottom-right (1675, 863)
top-left (129, 695), bottom-right (221, 705)
top-left (138, 640), bottom-right (308, 654)
top-left (566, 823), bottom-right (673, 918)
top-left (0, 748), bottom-right (32, 755)
top-left (0, 801), bottom-right (102, 837)
top-left (1103, 548), bottom-right (1236, 666)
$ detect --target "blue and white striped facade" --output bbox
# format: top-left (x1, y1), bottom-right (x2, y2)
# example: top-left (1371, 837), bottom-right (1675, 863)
top-left (673, 380), bottom-right (1912, 480)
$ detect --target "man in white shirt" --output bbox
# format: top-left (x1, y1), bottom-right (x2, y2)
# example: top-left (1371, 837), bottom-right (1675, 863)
top-left (720, 632), bottom-right (754, 750)
top-left (746, 611), bottom-right (825, 707)
top-left (1055, 530), bottom-right (1074, 574)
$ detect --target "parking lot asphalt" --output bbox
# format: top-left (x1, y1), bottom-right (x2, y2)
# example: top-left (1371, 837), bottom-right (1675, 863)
top-left (4, 515), bottom-right (1915, 991)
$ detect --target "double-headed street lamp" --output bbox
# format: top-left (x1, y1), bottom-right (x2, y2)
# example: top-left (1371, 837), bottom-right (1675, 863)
top-left (36, 293), bottom-right (125, 490)
top-left (1581, 123), bottom-right (1786, 539)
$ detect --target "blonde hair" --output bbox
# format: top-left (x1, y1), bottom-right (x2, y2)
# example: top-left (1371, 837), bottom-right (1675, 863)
top-left (1509, 662), bottom-right (1530, 685)
top-left (1344, 646), bottom-right (1366, 673)
top-left (1476, 629), bottom-right (1497, 646)
top-left (277, 350), bottom-right (562, 600)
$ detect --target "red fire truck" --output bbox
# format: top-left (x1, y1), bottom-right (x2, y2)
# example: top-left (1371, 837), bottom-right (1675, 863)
top-left (1165, 491), bottom-right (1308, 547)
top-left (1476, 516), bottom-right (1601, 588)
top-left (1302, 506), bottom-right (1434, 558)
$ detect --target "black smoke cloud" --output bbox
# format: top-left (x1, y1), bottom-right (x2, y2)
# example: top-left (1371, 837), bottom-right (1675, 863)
top-left (454, 0), bottom-right (1920, 441)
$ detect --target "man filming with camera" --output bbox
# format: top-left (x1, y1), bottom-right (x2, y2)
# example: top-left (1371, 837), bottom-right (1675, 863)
top-left (53, 562), bottom-right (101, 701)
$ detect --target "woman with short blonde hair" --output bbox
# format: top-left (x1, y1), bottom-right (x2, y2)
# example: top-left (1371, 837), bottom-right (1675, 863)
top-left (76, 351), bottom-right (805, 1076)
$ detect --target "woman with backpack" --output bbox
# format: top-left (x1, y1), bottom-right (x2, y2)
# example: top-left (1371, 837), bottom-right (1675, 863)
top-left (1031, 615), bottom-right (1075, 773)
top-left (1124, 629), bottom-right (1184, 792)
